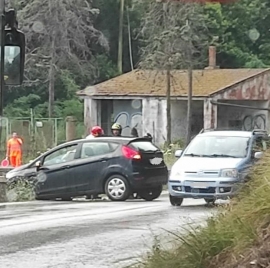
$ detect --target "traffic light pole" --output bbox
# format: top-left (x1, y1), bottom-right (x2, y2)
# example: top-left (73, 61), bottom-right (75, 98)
top-left (0, 0), bottom-right (6, 203)
top-left (0, 0), bottom-right (4, 147)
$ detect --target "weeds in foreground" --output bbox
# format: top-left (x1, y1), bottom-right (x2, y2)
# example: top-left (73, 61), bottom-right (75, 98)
top-left (162, 141), bottom-right (183, 168)
top-left (7, 179), bottom-right (35, 202)
top-left (133, 152), bottom-right (270, 268)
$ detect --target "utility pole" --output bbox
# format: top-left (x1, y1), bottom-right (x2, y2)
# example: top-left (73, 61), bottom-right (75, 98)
top-left (185, 19), bottom-right (193, 146)
top-left (0, 0), bottom-right (5, 146)
top-left (117, 0), bottom-right (124, 74)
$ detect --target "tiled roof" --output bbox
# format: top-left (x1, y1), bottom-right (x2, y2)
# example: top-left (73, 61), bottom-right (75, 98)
top-left (77, 68), bottom-right (270, 97)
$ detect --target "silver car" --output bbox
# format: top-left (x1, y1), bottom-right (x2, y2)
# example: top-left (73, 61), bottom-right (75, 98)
top-left (168, 129), bottom-right (267, 206)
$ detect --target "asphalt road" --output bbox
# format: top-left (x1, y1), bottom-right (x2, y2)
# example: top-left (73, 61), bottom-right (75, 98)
top-left (0, 194), bottom-right (217, 268)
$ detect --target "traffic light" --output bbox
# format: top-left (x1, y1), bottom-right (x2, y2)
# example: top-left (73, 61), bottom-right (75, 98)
top-left (3, 9), bottom-right (25, 86)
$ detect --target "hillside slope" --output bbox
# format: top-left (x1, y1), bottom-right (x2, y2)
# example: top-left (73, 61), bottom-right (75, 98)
top-left (135, 153), bottom-right (270, 268)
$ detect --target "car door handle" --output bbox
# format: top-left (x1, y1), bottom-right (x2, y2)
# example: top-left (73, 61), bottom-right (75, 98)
top-left (62, 165), bottom-right (70, 169)
top-left (100, 158), bottom-right (108, 162)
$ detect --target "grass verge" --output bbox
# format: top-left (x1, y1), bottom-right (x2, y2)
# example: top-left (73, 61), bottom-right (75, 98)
top-left (133, 152), bottom-right (270, 268)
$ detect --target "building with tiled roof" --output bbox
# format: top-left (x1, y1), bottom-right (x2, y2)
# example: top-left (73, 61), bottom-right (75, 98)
top-left (77, 47), bottom-right (270, 144)
top-left (78, 68), bottom-right (268, 98)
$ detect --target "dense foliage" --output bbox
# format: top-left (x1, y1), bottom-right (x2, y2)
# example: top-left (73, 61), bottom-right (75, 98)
top-left (4, 0), bottom-right (270, 120)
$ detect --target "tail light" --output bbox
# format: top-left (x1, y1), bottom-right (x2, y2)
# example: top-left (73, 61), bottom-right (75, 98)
top-left (121, 145), bottom-right (141, 160)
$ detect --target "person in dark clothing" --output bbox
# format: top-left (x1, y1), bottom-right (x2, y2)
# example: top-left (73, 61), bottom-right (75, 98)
top-left (144, 133), bottom-right (153, 142)
top-left (131, 127), bottom-right (139, 137)
top-left (111, 123), bottom-right (122, 137)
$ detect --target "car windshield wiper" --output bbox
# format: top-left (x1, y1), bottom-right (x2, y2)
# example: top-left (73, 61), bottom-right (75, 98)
top-left (184, 153), bottom-right (204, 157)
top-left (206, 154), bottom-right (238, 158)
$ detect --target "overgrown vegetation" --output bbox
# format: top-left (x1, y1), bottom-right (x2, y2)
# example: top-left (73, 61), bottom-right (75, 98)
top-left (162, 140), bottom-right (184, 168)
top-left (7, 179), bottom-right (35, 202)
top-left (133, 152), bottom-right (270, 268)
top-left (137, 1), bottom-right (209, 144)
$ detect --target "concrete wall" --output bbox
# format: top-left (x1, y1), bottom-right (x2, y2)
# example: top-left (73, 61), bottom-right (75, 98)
top-left (217, 100), bottom-right (269, 131)
top-left (113, 100), bottom-right (142, 136)
top-left (84, 98), bottom-right (100, 134)
top-left (84, 97), bottom-right (204, 145)
top-left (142, 98), bottom-right (167, 145)
top-left (213, 72), bottom-right (270, 101)
top-left (171, 100), bottom-right (204, 141)
top-left (142, 99), bottom-right (203, 145)
top-left (206, 72), bottom-right (270, 131)
top-left (85, 99), bottom-right (143, 136)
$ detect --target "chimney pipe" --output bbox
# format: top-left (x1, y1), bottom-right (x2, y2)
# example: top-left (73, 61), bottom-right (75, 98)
top-left (205, 46), bottom-right (219, 70)
top-left (209, 46), bottom-right (216, 67)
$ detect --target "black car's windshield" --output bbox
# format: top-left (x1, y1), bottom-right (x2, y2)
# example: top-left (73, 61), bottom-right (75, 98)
top-left (184, 135), bottom-right (250, 158)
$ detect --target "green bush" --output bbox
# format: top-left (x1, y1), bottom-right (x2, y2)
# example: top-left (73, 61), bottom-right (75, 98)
top-left (7, 179), bottom-right (35, 202)
top-left (162, 140), bottom-right (184, 168)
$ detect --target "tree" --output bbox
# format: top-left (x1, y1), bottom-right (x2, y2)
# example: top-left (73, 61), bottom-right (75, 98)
top-left (93, 0), bottom-right (143, 74)
top-left (16, 0), bottom-right (109, 117)
top-left (138, 0), bottom-right (208, 144)
top-left (204, 0), bottom-right (270, 68)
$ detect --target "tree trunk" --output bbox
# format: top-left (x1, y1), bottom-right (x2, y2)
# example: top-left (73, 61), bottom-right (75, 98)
top-left (186, 64), bottom-right (193, 146)
top-left (48, 34), bottom-right (56, 118)
top-left (166, 68), bottom-right (171, 145)
top-left (117, 0), bottom-right (124, 74)
top-left (126, 6), bottom-right (134, 71)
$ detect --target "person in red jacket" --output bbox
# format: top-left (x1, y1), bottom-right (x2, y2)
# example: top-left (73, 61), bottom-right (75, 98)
top-left (86, 126), bottom-right (104, 139)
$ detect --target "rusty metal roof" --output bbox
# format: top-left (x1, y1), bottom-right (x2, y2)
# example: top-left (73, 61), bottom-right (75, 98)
top-left (77, 68), bottom-right (270, 98)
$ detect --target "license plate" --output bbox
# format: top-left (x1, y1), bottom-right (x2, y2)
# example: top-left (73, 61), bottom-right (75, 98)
top-left (149, 157), bottom-right (162, 165)
top-left (191, 182), bottom-right (209, 188)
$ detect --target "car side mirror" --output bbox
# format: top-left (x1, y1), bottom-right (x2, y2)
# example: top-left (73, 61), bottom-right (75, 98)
top-left (4, 27), bottom-right (26, 85)
top-left (175, 150), bottom-right (183, 158)
top-left (254, 152), bottom-right (263, 159)
top-left (35, 161), bottom-right (42, 170)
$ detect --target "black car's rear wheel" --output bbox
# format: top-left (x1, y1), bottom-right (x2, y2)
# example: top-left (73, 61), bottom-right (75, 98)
top-left (35, 195), bottom-right (50, 201)
top-left (138, 185), bottom-right (163, 201)
top-left (61, 197), bottom-right (72, 201)
top-left (105, 175), bottom-right (130, 201)
top-left (169, 195), bottom-right (183, 206)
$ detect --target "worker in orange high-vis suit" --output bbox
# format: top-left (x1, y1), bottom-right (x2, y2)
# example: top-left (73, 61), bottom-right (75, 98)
top-left (6, 132), bottom-right (23, 167)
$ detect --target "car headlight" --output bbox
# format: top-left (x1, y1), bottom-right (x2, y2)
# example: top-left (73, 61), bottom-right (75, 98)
top-left (220, 169), bottom-right (238, 178)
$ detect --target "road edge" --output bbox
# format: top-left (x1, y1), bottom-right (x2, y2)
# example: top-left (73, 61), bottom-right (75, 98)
top-left (0, 190), bottom-right (169, 207)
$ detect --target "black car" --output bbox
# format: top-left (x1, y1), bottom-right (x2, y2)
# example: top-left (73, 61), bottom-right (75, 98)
top-left (33, 137), bottom-right (168, 201)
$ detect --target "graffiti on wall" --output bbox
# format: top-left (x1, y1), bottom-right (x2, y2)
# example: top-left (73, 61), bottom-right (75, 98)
top-left (216, 73), bottom-right (270, 100)
top-left (242, 114), bottom-right (266, 131)
top-left (114, 112), bottom-right (142, 136)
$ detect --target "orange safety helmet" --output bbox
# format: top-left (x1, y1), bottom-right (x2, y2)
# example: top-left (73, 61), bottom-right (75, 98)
top-left (90, 126), bottom-right (104, 137)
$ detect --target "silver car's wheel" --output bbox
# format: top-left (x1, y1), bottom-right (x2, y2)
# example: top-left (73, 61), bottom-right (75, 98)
top-left (105, 175), bottom-right (130, 201)
top-left (169, 195), bottom-right (183, 206)
top-left (204, 198), bottom-right (215, 205)
top-left (138, 185), bottom-right (163, 201)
